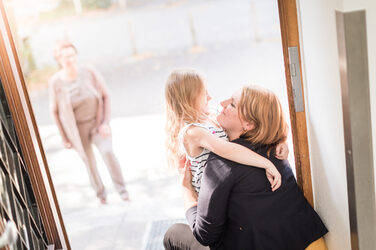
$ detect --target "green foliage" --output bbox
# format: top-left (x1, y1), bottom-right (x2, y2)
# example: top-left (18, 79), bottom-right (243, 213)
top-left (20, 37), bottom-right (36, 77)
top-left (59, 0), bottom-right (74, 8)
top-left (24, 66), bottom-right (58, 91)
top-left (39, 0), bottom-right (74, 20)
top-left (82, 0), bottom-right (112, 9)
top-left (39, 0), bottom-right (112, 21)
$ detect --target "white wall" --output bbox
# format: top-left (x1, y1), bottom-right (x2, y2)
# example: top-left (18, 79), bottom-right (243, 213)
top-left (296, 0), bottom-right (352, 249)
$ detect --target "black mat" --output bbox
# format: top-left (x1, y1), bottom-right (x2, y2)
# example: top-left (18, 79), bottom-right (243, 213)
top-left (142, 218), bottom-right (186, 250)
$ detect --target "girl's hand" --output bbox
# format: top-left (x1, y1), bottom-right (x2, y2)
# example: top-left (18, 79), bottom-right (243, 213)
top-left (275, 142), bottom-right (289, 160)
top-left (98, 123), bottom-right (111, 138)
top-left (265, 164), bottom-right (281, 191)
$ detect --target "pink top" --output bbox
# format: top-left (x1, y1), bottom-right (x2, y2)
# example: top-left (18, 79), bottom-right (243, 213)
top-left (61, 76), bottom-right (98, 124)
top-left (48, 65), bottom-right (110, 164)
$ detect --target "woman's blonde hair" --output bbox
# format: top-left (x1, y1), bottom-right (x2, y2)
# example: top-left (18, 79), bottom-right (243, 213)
top-left (238, 85), bottom-right (288, 154)
top-left (165, 69), bottom-right (206, 168)
top-left (53, 41), bottom-right (78, 66)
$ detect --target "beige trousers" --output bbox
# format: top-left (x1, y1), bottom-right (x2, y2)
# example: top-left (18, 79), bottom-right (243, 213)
top-left (76, 120), bottom-right (127, 199)
top-left (306, 237), bottom-right (327, 250)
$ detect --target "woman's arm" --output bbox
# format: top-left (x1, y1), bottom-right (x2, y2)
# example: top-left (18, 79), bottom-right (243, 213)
top-left (184, 154), bottom-right (234, 246)
top-left (87, 67), bottom-right (112, 137)
top-left (181, 164), bottom-right (198, 211)
top-left (48, 80), bottom-right (71, 148)
top-left (185, 126), bottom-right (281, 190)
top-left (88, 67), bottom-right (111, 124)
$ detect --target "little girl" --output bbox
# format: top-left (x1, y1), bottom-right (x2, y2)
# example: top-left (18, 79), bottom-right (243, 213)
top-left (165, 69), bottom-right (286, 193)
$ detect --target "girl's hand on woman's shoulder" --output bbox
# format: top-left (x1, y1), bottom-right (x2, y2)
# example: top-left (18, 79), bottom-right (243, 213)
top-left (275, 142), bottom-right (289, 160)
top-left (265, 164), bottom-right (282, 191)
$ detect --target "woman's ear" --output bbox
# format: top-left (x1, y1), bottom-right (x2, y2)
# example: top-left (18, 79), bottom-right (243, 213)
top-left (242, 120), bottom-right (255, 131)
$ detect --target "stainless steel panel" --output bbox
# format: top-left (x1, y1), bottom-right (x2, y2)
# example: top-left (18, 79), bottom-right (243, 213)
top-left (336, 9), bottom-right (376, 250)
top-left (288, 46), bottom-right (304, 112)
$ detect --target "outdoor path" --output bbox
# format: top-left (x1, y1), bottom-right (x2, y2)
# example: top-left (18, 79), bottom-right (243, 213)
top-left (42, 114), bottom-right (184, 249)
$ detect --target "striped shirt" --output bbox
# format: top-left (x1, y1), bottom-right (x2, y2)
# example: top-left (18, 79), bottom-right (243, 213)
top-left (179, 122), bottom-right (228, 193)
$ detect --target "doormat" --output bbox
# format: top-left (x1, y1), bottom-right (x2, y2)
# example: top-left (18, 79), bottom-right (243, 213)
top-left (142, 218), bottom-right (186, 250)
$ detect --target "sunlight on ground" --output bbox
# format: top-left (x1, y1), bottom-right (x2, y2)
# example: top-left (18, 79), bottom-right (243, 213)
top-left (40, 114), bottom-right (184, 249)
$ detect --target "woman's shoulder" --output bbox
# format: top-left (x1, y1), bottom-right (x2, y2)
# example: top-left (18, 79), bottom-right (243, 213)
top-left (48, 71), bottom-right (62, 88)
top-left (77, 64), bottom-right (91, 76)
top-left (80, 64), bottom-right (100, 75)
top-left (231, 138), bottom-right (259, 151)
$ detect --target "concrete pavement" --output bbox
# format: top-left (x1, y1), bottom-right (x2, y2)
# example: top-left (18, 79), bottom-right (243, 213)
top-left (42, 114), bottom-right (185, 249)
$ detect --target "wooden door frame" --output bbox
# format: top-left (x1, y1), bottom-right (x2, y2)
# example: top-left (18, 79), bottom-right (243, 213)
top-left (277, 0), bottom-right (314, 206)
top-left (0, 1), bottom-right (70, 249)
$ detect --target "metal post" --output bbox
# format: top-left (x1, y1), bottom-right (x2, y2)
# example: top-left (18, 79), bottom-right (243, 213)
top-left (336, 10), bottom-right (376, 250)
top-left (72, 0), bottom-right (82, 14)
top-left (188, 12), bottom-right (198, 48)
top-left (250, 0), bottom-right (260, 42)
top-left (127, 20), bottom-right (138, 56)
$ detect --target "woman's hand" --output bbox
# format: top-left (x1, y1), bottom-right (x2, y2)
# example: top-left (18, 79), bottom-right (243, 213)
top-left (63, 140), bottom-right (72, 149)
top-left (177, 155), bottom-right (186, 173)
top-left (98, 123), bottom-right (111, 138)
top-left (178, 156), bottom-right (198, 211)
top-left (265, 163), bottom-right (281, 191)
top-left (179, 156), bottom-right (193, 189)
top-left (275, 142), bottom-right (289, 160)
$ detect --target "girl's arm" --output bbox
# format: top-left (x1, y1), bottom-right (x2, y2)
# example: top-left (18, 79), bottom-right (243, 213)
top-left (185, 126), bottom-right (281, 190)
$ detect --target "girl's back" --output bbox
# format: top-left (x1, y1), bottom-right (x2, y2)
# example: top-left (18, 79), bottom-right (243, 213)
top-left (179, 121), bottom-right (228, 193)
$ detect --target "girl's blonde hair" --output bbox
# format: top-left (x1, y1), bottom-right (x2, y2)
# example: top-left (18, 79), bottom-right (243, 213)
top-left (238, 85), bottom-right (288, 154)
top-left (165, 69), bottom-right (206, 168)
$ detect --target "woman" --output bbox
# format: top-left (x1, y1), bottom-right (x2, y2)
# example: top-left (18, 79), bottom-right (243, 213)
top-left (164, 86), bottom-right (328, 249)
top-left (48, 41), bottom-right (129, 204)
top-left (164, 68), bottom-right (283, 195)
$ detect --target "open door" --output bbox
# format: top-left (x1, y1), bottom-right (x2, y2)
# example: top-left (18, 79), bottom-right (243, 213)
top-left (0, 0), bottom-right (70, 249)
top-left (0, 0), bottom-right (313, 249)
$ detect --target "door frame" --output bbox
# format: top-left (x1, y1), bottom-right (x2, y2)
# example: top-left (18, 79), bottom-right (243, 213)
top-left (0, 1), bottom-right (70, 249)
top-left (277, 0), bottom-right (314, 206)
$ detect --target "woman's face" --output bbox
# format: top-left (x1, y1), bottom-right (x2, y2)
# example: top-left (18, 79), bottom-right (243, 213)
top-left (217, 90), bottom-right (244, 135)
top-left (196, 86), bottom-right (211, 116)
top-left (59, 47), bottom-right (77, 69)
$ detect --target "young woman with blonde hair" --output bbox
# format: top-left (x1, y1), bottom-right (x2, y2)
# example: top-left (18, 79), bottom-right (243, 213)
top-left (164, 85), bottom-right (328, 250)
top-left (165, 69), bottom-right (288, 193)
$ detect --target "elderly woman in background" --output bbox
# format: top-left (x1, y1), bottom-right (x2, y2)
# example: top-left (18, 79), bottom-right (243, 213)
top-left (48, 41), bottom-right (129, 204)
top-left (164, 85), bottom-right (328, 250)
